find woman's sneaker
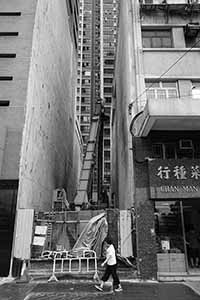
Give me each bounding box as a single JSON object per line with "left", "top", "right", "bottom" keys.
{"left": 115, "top": 285, "right": 123, "bottom": 292}
{"left": 95, "top": 285, "right": 103, "bottom": 291}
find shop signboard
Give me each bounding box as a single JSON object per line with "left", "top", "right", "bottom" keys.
{"left": 148, "top": 159, "right": 200, "bottom": 199}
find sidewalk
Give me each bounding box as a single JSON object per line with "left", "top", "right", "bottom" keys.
{"left": 0, "top": 277, "right": 200, "bottom": 300}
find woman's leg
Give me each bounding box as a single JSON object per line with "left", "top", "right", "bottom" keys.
{"left": 110, "top": 264, "right": 120, "bottom": 289}
{"left": 99, "top": 265, "right": 111, "bottom": 288}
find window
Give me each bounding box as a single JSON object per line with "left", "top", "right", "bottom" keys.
{"left": 81, "top": 116, "right": 90, "bottom": 123}
{"left": 104, "top": 87, "right": 112, "bottom": 94}
{"left": 81, "top": 125, "right": 90, "bottom": 133}
{"left": 104, "top": 78, "right": 113, "bottom": 84}
{"left": 145, "top": 81, "right": 178, "bottom": 100}
{"left": 104, "top": 139, "right": 110, "bottom": 148}
{"left": 104, "top": 174, "right": 111, "bottom": 184}
{"left": 104, "top": 150, "right": 110, "bottom": 160}
{"left": 104, "top": 128, "right": 110, "bottom": 137}
{"left": 192, "top": 81, "right": 200, "bottom": 99}
{"left": 81, "top": 97, "right": 90, "bottom": 104}
{"left": 105, "top": 97, "right": 112, "bottom": 104}
{"left": 185, "top": 24, "right": 200, "bottom": 48}
{"left": 82, "top": 79, "right": 90, "bottom": 84}
{"left": 104, "top": 69, "right": 114, "bottom": 75}
{"left": 81, "top": 106, "right": 90, "bottom": 113}
{"left": 155, "top": 201, "right": 184, "bottom": 254}
{"left": 105, "top": 107, "right": 111, "bottom": 114}
{"left": 104, "top": 162, "right": 110, "bottom": 173}
{"left": 152, "top": 141, "right": 196, "bottom": 159}
{"left": 142, "top": 29, "right": 173, "bottom": 48}
{"left": 152, "top": 143, "right": 177, "bottom": 159}
{"left": 104, "top": 59, "right": 114, "bottom": 65}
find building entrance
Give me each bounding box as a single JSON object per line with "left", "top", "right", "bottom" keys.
{"left": 0, "top": 180, "right": 18, "bottom": 276}
{"left": 155, "top": 200, "right": 200, "bottom": 275}
{"left": 183, "top": 199, "right": 200, "bottom": 272}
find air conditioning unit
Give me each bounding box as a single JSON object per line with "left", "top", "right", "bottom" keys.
{"left": 141, "top": 0, "right": 193, "bottom": 3}
{"left": 184, "top": 22, "right": 200, "bottom": 38}
{"left": 164, "top": 0, "right": 189, "bottom": 3}
{"left": 189, "top": 0, "right": 199, "bottom": 3}
{"left": 179, "top": 139, "right": 193, "bottom": 150}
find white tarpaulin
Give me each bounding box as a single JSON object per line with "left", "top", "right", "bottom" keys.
{"left": 72, "top": 213, "right": 108, "bottom": 257}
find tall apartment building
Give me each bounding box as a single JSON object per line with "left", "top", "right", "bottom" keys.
{"left": 113, "top": 0, "right": 200, "bottom": 280}
{"left": 76, "top": 0, "right": 119, "bottom": 205}
{"left": 0, "top": 0, "right": 81, "bottom": 277}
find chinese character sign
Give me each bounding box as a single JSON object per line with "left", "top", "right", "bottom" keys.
{"left": 149, "top": 159, "right": 200, "bottom": 199}
{"left": 156, "top": 164, "right": 200, "bottom": 180}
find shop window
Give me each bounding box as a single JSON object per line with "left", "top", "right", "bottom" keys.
{"left": 145, "top": 81, "right": 178, "bottom": 100}
{"left": 142, "top": 29, "right": 173, "bottom": 48}
{"left": 155, "top": 201, "right": 184, "bottom": 254}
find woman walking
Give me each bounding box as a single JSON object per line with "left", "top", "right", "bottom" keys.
{"left": 95, "top": 236, "right": 122, "bottom": 292}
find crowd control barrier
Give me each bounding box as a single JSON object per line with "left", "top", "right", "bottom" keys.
{"left": 48, "top": 249, "right": 98, "bottom": 282}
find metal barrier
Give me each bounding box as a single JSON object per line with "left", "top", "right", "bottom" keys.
{"left": 48, "top": 249, "right": 98, "bottom": 282}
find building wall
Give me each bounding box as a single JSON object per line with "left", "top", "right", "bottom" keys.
{"left": 114, "top": 0, "right": 200, "bottom": 279}
{"left": 112, "top": 0, "right": 136, "bottom": 210}
{"left": 17, "top": 0, "right": 81, "bottom": 211}
{"left": 0, "top": 1, "right": 37, "bottom": 179}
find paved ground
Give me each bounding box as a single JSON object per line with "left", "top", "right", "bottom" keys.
{"left": 1, "top": 281, "right": 200, "bottom": 300}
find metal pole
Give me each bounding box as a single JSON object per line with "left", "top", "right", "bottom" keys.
{"left": 180, "top": 201, "right": 189, "bottom": 273}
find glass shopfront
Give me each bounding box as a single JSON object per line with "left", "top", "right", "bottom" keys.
{"left": 155, "top": 200, "right": 200, "bottom": 274}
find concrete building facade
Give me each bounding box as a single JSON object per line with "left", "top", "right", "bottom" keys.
{"left": 0, "top": 0, "right": 82, "bottom": 276}
{"left": 113, "top": 0, "right": 200, "bottom": 280}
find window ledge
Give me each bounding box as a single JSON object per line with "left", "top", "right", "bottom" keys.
{"left": 143, "top": 48, "right": 200, "bottom": 52}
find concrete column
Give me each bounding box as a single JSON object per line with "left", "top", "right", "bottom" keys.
{"left": 0, "top": 126, "right": 7, "bottom": 177}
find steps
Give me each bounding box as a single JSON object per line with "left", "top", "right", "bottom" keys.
{"left": 27, "top": 258, "right": 137, "bottom": 282}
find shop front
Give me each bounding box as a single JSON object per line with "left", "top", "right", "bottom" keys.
{"left": 149, "top": 159, "right": 200, "bottom": 275}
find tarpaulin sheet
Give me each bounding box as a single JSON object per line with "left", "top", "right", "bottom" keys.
{"left": 72, "top": 213, "right": 108, "bottom": 257}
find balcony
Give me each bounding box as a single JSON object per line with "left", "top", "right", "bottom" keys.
{"left": 130, "top": 96, "right": 200, "bottom": 137}
{"left": 140, "top": 0, "right": 198, "bottom": 4}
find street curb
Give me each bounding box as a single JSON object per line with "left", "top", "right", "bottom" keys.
{"left": 183, "top": 282, "right": 200, "bottom": 297}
